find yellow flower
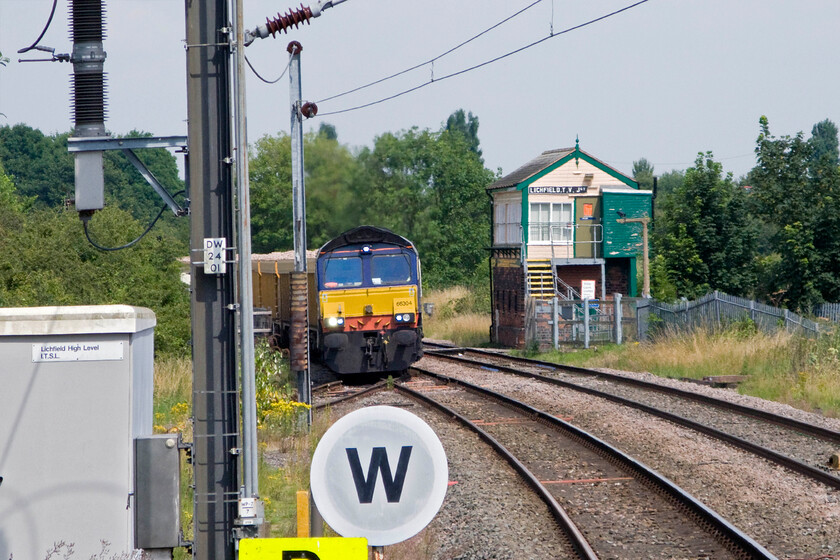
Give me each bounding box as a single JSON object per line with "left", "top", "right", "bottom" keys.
{"left": 171, "top": 402, "right": 190, "bottom": 417}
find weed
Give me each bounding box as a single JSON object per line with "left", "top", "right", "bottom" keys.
{"left": 254, "top": 339, "right": 310, "bottom": 438}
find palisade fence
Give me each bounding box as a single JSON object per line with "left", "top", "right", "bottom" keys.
{"left": 814, "top": 302, "right": 840, "bottom": 323}
{"left": 643, "top": 291, "right": 824, "bottom": 338}
{"left": 529, "top": 291, "right": 834, "bottom": 350}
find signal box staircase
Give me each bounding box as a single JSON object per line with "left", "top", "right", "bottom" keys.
{"left": 526, "top": 259, "right": 582, "bottom": 300}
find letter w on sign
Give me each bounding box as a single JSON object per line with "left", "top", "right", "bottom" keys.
{"left": 345, "top": 446, "right": 412, "bottom": 504}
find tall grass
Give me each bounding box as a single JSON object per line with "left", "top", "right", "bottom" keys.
{"left": 423, "top": 286, "right": 491, "bottom": 347}
{"left": 533, "top": 323, "right": 840, "bottom": 417}
{"left": 258, "top": 411, "right": 331, "bottom": 537}
{"left": 152, "top": 341, "right": 313, "bottom": 547}
{"left": 152, "top": 356, "right": 193, "bottom": 559}
{"left": 153, "top": 355, "right": 192, "bottom": 436}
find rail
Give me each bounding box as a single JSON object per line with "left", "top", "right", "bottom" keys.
{"left": 424, "top": 349, "right": 840, "bottom": 489}
{"left": 396, "top": 378, "right": 599, "bottom": 560}
{"left": 407, "top": 365, "right": 777, "bottom": 560}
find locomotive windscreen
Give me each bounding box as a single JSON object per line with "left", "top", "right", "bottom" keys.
{"left": 371, "top": 255, "right": 412, "bottom": 285}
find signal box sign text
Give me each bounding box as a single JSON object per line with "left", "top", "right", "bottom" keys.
{"left": 32, "top": 341, "right": 124, "bottom": 363}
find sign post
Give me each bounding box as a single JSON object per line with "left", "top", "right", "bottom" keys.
{"left": 310, "top": 406, "right": 449, "bottom": 548}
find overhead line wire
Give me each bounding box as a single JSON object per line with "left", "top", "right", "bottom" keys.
{"left": 317, "top": 0, "right": 651, "bottom": 117}
{"left": 314, "top": 0, "right": 545, "bottom": 104}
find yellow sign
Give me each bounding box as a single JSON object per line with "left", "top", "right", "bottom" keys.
{"left": 239, "top": 538, "right": 368, "bottom": 559}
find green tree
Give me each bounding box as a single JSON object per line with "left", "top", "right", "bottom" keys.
{"left": 0, "top": 125, "right": 73, "bottom": 206}
{"left": 0, "top": 161, "right": 33, "bottom": 215}
{"left": 354, "top": 126, "right": 494, "bottom": 287}
{"left": 445, "top": 109, "right": 482, "bottom": 161}
{"left": 317, "top": 122, "right": 338, "bottom": 141}
{"left": 655, "top": 152, "right": 757, "bottom": 299}
{"left": 632, "top": 158, "right": 654, "bottom": 191}
{"left": 809, "top": 118, "right": 839, "bottom": 169}
{"left": 248, "top": 110, "right": 494, "bottom": 287}
{"left": 249, "top": 133, "right": 293, "bottom": 253}
{"left": 0, "top": 125, "right": 188, "bottom": 244}
{"left": 248, "top": 130, "right": 360, "bottom": 253}
{"left": 0, "top": 206, "right": 190, "bottom": 355}
{"left": 303, "top": 131, "right": 363, "bottom": 247}
{"left": 748, "top": 116, "right": 840, "bottom": 308}
{"left": 652, "top": 169, "right": 683, "bottom": 220}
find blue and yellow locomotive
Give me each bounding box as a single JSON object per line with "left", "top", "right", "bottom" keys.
{"left": 252, "top": 226, "right": 424, "bottom": 375}
{"left": 316, "top": 226, "right": 424, "bottom": 374}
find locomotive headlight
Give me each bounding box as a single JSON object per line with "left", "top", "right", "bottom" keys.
{"left": 327, "top": 316, "right": 344, "bottom": 327}
{"left": 395, "top": 313, "right": 414, "bottom": 323}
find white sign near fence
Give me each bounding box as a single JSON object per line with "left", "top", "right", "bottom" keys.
{"left": 581, "top": 280, "right": 596, "bottom": 300}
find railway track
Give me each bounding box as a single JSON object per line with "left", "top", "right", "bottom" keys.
{"left": 310, "top": 345, "right": 838, "bottom": 557}
{"left": 312, "top": 378, "right": 389, "bottom": 409}
{"left": 312, "top": 370, "right": 775, "bottom": 558}
{"left": 398, "top": 369, "right": 775, "bottom": 559}
{"left": 423, "top": 346, "right": 840, "bottom": 490}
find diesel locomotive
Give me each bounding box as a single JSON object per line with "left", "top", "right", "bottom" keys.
{"left": 252, "top": 226, "right": 424, "bottom": 375}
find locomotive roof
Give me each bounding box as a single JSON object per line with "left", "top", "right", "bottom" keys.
{"left": 319, "top": 226, "right": 414, "bottom": 254}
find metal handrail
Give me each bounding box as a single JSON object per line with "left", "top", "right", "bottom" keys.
{"left": 498, "top": 222, "right": 603, "bottom": 257}
{"left": 554, "top": 275, "right": 581, "bottom": 300}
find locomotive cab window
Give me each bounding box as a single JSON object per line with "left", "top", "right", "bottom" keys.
{"left": 323, "top": 257, "right": 363, "bottom": 287}
{"left": 371, "top": 254, "right": 412, "bottom": 285}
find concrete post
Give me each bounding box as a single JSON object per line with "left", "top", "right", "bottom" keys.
{"left": 614, "top": 293, "right": 623, "bottom": 345}
{"left": 583, "top": 298, "right": 590, "bottom": 349}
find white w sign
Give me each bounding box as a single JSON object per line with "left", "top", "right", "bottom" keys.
{"left": 310, "top": 406, "right": 449, "bottom": 546}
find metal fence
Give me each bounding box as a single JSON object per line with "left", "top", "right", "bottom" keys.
{"left": 645, "top": 291, "right": 822, "bottom": 337}
{"left": 528, "top": 291, "right": 834, "bottom": 350}
{"left": 814, "top": 302, "right": 840, "bottom": 323}
{"left": 529, "top": 295, "right": 643, "bottom": 350}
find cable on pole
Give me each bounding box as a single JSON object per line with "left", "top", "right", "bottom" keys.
{"left": 17, "top": 0, "right": 58, "bottom": 54}
{"left": 81, "top": 191, "right": 185, "bottom": 251}
{"left": 244, "top": 51, "right": 294, "bottom": 84}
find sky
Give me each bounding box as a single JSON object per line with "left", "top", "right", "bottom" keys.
{"left": 1, "top": 0, "right": 840, "bottom": 181}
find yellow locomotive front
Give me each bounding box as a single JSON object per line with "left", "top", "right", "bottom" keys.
{"left": 316, "top": 226, "right": 423, "bottom": 375}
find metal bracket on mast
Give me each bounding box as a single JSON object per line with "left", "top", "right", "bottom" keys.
{"left": 67, "top": 136, "right": 188, "bottom": 216}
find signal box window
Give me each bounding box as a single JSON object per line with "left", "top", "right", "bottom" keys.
{"left": 324, "top": 257, "right": 363, "bottom": 287}
{"left": 371, "top": 255, "right": 412, "bottom": 285}
{"left": 530, "top": 202, "right": 572, "bottom": 244}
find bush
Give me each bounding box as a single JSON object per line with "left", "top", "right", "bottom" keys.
{"left": 0, "top": 206, "right": 190, "bottom": 356}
